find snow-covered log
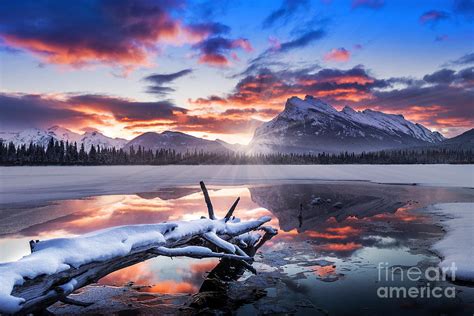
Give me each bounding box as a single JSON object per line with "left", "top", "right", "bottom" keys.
{"left": 0, "top": 182, "right": 277, "bottom": 315}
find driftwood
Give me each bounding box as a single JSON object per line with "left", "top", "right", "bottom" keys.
{"left": 188, "top": 223, "right": 278, "bottom": 313}
{"left": 0, "top": 182, "right": 277, "bottom": 315}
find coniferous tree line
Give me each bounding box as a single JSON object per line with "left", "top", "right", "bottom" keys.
{"left": 0, "top": 138, "right": 472, "bottom": 165}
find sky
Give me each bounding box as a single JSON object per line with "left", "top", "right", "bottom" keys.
{"left": 0, "top": 0, "right": 473, "bottom": 144}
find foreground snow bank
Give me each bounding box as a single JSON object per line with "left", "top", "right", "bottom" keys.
{"left": 0, "top": 216, "right": 271, "bottom": 313}
{"left": 1, "top": 165, "right": 472, "bottom": 205}
{"left": 428, "top": 203, "right": 474, "bottom": 282}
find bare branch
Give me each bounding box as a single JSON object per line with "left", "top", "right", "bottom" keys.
{"left": 225, "top": 197, "right": 240, "bottom": 222}
{"left": 29, "top": 240, "right": 36, "bottom": 253}
{"left": 203, "top": 231, "right": 237, "bottom": 254}
{"left": 199, "top": 181, "right": 215, "bottom": 219}
{"left": 151, "top": 246, "right": 253, "bottom": 262}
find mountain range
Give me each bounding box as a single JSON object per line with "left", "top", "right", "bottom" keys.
{"left": 123, "top": 131, "right": 230, "bottom": 154}
{"left": 0, "top": 126, "right": 127, "bottom": 151}
{"left": 1, "top": 96, "right": 471, "bottom": 154}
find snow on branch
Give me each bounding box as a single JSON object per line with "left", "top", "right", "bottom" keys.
{"left": 0, "top": 182, "right": 277, "bottom": 315}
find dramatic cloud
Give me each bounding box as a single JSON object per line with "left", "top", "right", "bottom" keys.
{"left": 0, "top": 0, "right": 230, "bottom": 71}
{"left": 0, "top": 92, "right": 187, "bottom": 133}
{"left": 324, "top": 48, "right": 351, "bottom": 62}
{"left": 0, "top": 91, "right": 264, "bottom": 139}
{"left": 278, "top": 29, "right": 326, "bottom": 53}
{"left": 422, "top": 68, "right": 472, "bottom": 85}
{"left": 189, "top": 95, "right": 228, "bottom": 105}
{"left": 67, "top": 95, "right": 187, "bottom": 122}
{"left": 191, "top": 66, "right": 381, "bottom": 111}
{"left": 419, "top": 10, "right": 450, "bottom": 25}
{"left": 2, "top": 64, "right": 472, "bottom": 139}
{"left": 351, "top": 0, "right": 385, "bottom": 10}
{"left": 423, "top": 69, "right": 453, "bottom": 84}
{"left": 448, "top": 52, "right": 474, "bottom": 66}
{"left": 190, "top": 64, "right": 474, "bottom": 136}
{"left": 262, "top": 0, "right": 309, "bottom": 28}
{"left": 0, "top": 94, "right": 103, "bottom": 130}
{"left": 143, "top": 68, "right": 193, "bottom": 96}
{"left": 192, "top": 36, "right": 252, "bottom": 66}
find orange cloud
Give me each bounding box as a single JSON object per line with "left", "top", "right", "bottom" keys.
{"left": 198, "top": 54, "right": 230, "bottom": 66}
{"left": 324, "top": 48, "right": 351, "bottom": 62}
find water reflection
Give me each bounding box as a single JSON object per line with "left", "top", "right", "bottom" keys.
{"left": 98, "top": 258, "right": 218, "bottom": 294}
{"left": 0, "top": 182, "right": 473, "bottom": 302}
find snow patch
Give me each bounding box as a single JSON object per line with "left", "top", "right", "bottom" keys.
{"left": 428, "top": 203, "right": 474, "bottom": 282}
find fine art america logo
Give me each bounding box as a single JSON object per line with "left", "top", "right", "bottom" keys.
{"left": 377, "top": 262, "right": 457, "bottom": 299}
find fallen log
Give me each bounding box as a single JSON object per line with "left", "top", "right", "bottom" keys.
{"left": 0, "top": 182, "right": 277, "bottom": 315}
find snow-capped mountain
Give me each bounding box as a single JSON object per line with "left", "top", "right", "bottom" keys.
{"left": 79, "top": 131, "right": 127, "bottom": 150}
{"left": 47, "top": 126, "right": 82, "bottom": 144}
{"left": 124, "top": 131, "right": 230, "bottom": 154}
{"left": 0, "top": 128, "right": 55, "bottom": 148}
{"left": 249, "top": 95, "right": 445, "bottom": 154}
{"left": 0, "top": 126, "right": 127, "bottom": 150}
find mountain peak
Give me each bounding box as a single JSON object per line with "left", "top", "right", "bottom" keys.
{"left": 284, "top": 96, "right": 337, "bottom": 115}
{"left": 161, "top": 130, "right": 185, "bottom": 136}
{"left": 304, "top": 95, "right": 323, "bottom": 103}
{"left": 342, "top": 106, "right": 357, "bottom": 114}
{"left": 83, "top": 130, "right": 99, "bottom": 136}
{"left": 47, "top": 125, "right": 75, "bottom": 133}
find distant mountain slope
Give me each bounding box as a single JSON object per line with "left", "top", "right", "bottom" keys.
{"left": 249, "top": 95, "right": 445, "bottom": 154}
{"left": 431, "top": 129, "right": 473, "bottom": 150}
{"left": 79, "top": 131, "right": 127, "bottom": 150}
{"left": 0, "top": 126, "right": 127, "bottom": 150}
{"left": 215, "top": 139, "right": 248, "bottom": 152}
{"left": 123, "top": 131, "right": 230, "bottom": 153}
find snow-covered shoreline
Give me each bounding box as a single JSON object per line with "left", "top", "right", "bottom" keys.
{"left": 0, "top": 165, "right": 472, "bottom": 206}
{"left": 428, "top": 203, "right": 474, "bottom": 282}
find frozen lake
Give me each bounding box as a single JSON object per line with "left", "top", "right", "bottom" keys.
{"left": 0, "top": 165, "right": 473, "bottom": 206}
{"left": 1, "top": 166, "right": 473, "bottom": 315}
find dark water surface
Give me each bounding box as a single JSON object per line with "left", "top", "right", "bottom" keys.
{"left": 1, "top": 182, "right": 473, "bottom": 315}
